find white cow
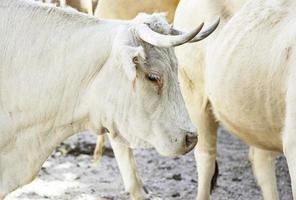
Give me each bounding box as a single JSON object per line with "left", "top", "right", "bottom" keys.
{"left": 173, "top": 1, "right": 268, "bottom": 200}
{"left": 174, "top": 0, "right": 281, "bottom": 199}
{"left": 29, "top": 1, "right": 219, "bottom": 199}
{"left": 206, "top": 0, "right": 296, "bottom": 199}
{"left": 0, "top": 0, "right": 216, "bottom": 198}
{"left": 89, "top": 1, "right": 220, "bottom": 199}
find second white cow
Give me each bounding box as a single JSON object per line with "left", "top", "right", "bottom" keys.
{"left": 206, "top": 0, "right": 296, "bottom": 199}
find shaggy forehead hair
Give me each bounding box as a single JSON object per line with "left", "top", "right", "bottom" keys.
{"left": 133, "top": 13, "right": 172, "bottom": 35}
{"left": 130, "top": 13, "right": 178, "bottom": 72}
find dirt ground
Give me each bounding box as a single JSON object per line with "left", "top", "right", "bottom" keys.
{"left": 6, "top": 126, "right": 292, "bottom": 200}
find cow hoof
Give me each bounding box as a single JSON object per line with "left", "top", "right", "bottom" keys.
{"left": 210, "top": 160, "right": 219, "bottom": 193}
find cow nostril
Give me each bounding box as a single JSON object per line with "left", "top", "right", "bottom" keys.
{"left": 185, "top": 133, "right": 198, "bottom": 148}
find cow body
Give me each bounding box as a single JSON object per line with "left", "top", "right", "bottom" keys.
{"left": 0, "top": 1, "right": 200, "bottom": 198}
{"left": 0, "top": 2, "right": 114, "bottom": 194}
{"left": 206, "top": 0, "right": 290, "bottom": 152}
{"left": 206, "top": 0, "right": 296, "bottom": 198}
{"left": 174, "top": 0, "right": 283, "bottom": 199}
{"left": 173, "top": 1, "right": 257, "bottom": 199}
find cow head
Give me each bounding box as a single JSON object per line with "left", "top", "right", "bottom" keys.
{"left": 90, "top": 13, "right": 219, "bottom": 156}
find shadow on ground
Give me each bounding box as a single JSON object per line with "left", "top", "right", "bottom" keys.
{"left": 6, "top": 127, "right": 292, "bottom": 200}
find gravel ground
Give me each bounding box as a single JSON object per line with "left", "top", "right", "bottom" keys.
{"left": 6, "top": 127, "right": 292, "bottom": 200}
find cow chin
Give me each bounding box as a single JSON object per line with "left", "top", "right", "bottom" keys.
{"left": 152, "top": 134, "right": 198, "bottom": 157}
{"left": 154, "top": 145, "right": 195, "bottom": 157}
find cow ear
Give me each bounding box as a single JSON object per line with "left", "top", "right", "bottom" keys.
{"left": 118, "top": 45, "right": 145, "bottom": 82}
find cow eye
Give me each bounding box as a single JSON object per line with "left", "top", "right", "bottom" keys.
{"left": 147, "top": 73, "right": 161, "bottom": 82}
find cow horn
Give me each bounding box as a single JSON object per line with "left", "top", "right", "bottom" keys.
{"left": 135, "top": 23, "right": 204, "bottom": 48}
{"left": 171, "top": 18, "right": 220, "bottom": 43}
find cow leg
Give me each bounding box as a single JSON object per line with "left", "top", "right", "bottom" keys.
{"left": 93, "top": 135, "right": 105, "bottom": 161}
{"left": 85, "top": 0, "right": 94, "bottom": 15}
{"left": 284, "top": 131, "right": 296, "bottom": 199}
{"left": 177, "top": 66, "right": 218, "bottom": 200}
{"left": 108, "top": 135, "right": 147, "bottom": 200}
{"left": 58, "top": 0, "right": 66, "bottom": 7}
{"left": 283, "top": 79, "right": 296, "bottom": 199}
{"left": 249, "top": 147, "right": 279, "bottom": 200}
{"left": 91, "top": 0, "right": 99, "bottom": 15}
{"left": 195, "top": 103, "right": 219, "bottom": 200}
{"left": 283, "top": 116, "right": 296, "bottom": 198}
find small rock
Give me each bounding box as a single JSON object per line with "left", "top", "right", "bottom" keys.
{"left": 172, "top": 174, "right": 182, "bottom": 181}
{"left": 232, "top": 177, "right": 241, "bottom": 182}
{"left": 172, "top": 192, "right": 180, "bottom": 197}
{"left": 191, "top": 179, "right": 197, "bottom": 183}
